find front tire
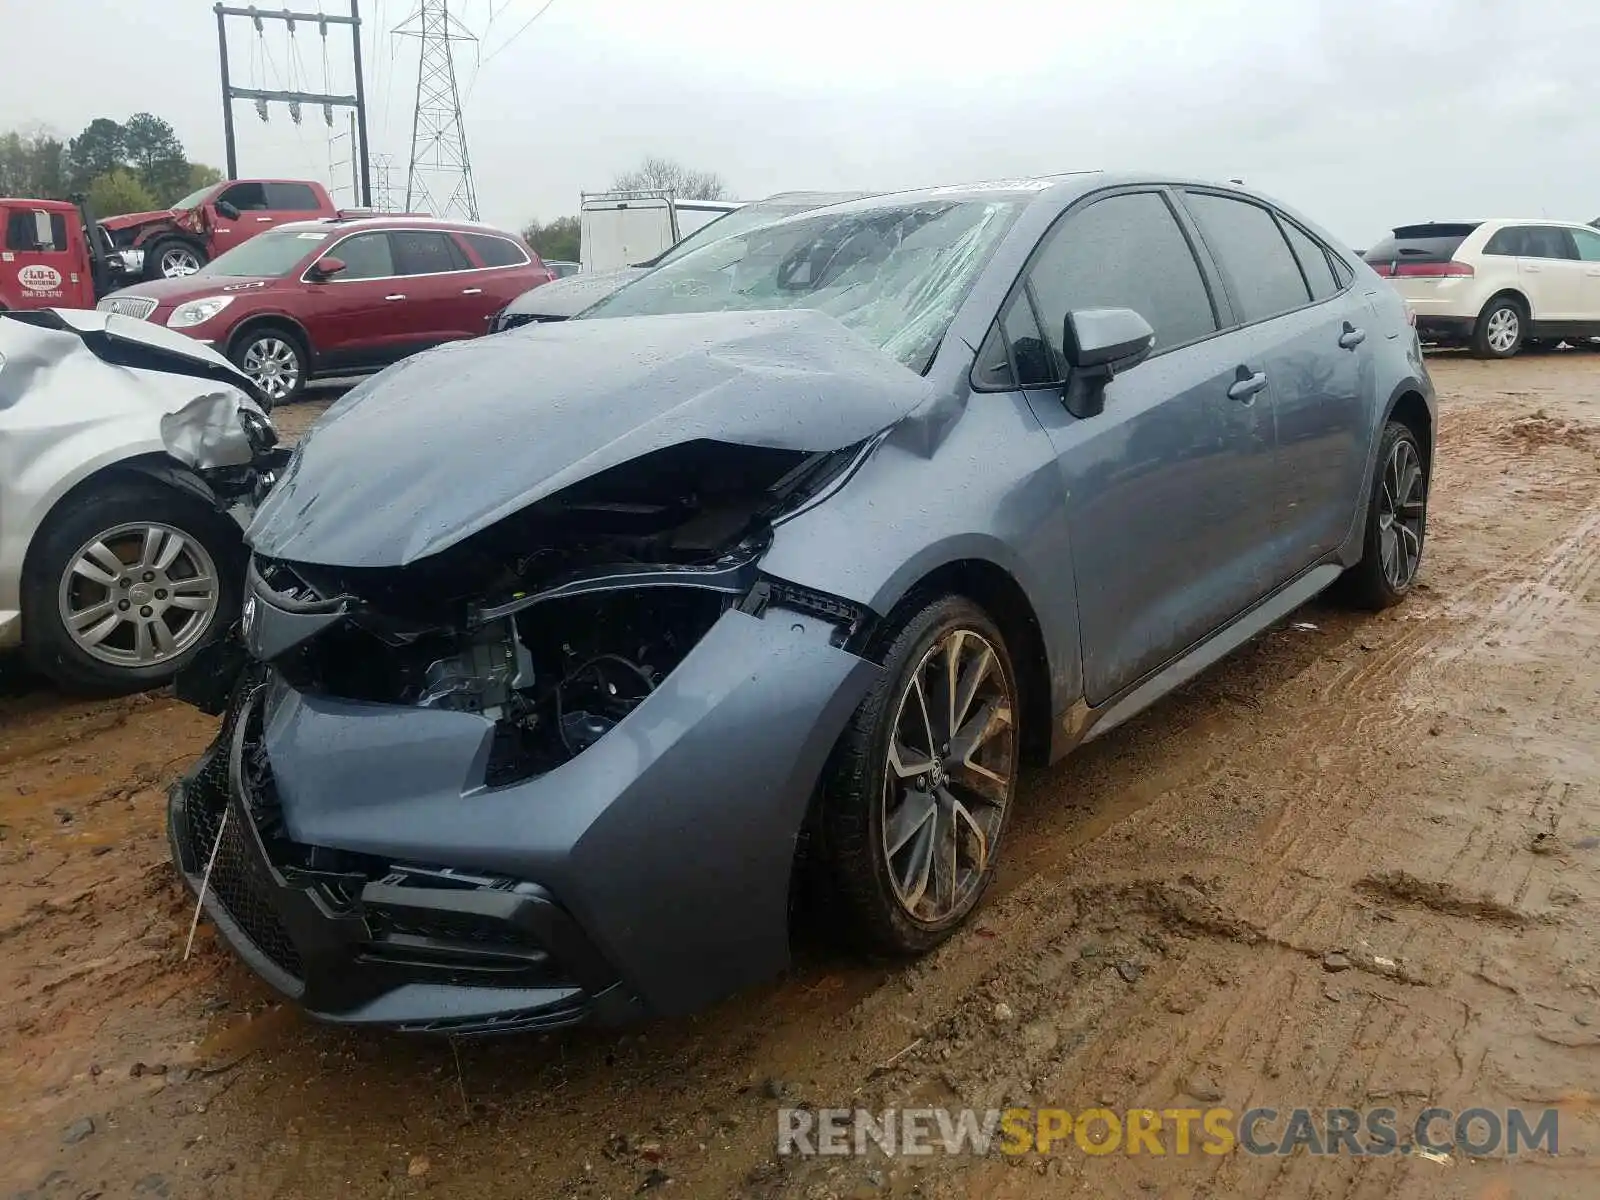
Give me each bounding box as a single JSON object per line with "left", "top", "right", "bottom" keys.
{"left": 229, "top": 325, "right": 308, "bottom": 406}
{"left": 22, "top": 479, "right": 242, "bottom": 695}
{"left": 1336, "top": 421, "right": 1429, "bottom": 611}
{"left": 1472, "top": 295, "right": 1525, "bottom": 358}
{"left": 818, "top": 596, "right": 1020, "bottom": 956}
{"left": 143, "top": 238, "right": 207, "bottom": 280}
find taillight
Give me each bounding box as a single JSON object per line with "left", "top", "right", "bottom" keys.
{"left": 1390, "top": 260, "right": 1474, "bottom": 278}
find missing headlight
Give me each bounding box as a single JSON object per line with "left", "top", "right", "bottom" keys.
{"left": 475, "top": 587, "right": 728, "bottom": 785}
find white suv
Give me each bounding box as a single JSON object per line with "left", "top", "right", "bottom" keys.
{"left": 1364, "top": 219, "right": 1600, "bottom": 357}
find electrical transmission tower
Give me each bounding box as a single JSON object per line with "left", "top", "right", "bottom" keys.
{"left": 394, "top": 1, "right": 478, "bottom": 219}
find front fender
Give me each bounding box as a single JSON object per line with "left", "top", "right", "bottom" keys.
{"left": 0, "top": 427, "right": 170, "bottom": 612}
{"left": 129, "top": 219, "right": 185, "bottom": 250}
{"left": 761, "top": 389, "right": 1084, "bottom": 726}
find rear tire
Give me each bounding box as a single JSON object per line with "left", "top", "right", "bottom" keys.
{"left": 143, "top": 238, "right": 207, "bottom": 281}
{"left": 1471, "top": 295, "right": 1525, "bottom": 358}
{"left": 22, "top": 478, "right": 243, "bottom": 695}
{"left": 817, "top": 595, "right": 1020, "bottom": 957}
{"left": 1335, "top": 421, "right": 1429, "bottom": 611}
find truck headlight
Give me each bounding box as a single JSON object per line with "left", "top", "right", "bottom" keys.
{"left": 167, "top": 296, "right": 235, "bottom": 329}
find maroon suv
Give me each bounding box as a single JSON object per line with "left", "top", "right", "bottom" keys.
{"left": 97, "top": 216, "right": 554, "bottom": 403}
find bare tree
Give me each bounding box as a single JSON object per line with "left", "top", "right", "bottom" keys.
{"left": 610, "top": 156, "right": 728, "bottom": 201}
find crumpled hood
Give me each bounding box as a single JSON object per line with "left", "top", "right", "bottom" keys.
{"left": 247, "top": 309, "right": 936, "bottom": 567}
{"left": 98, "top": 208, "right": 177, "bottom": 232}
{"left": 499, "top": 267, "right": 648, "bottom": 320}
{"left": 0, "top": 308, "right": 271, "bottom": 471}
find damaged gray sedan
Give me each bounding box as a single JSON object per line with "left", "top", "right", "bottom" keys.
{"left": 169, "top": 176, "right": 1433, "bottom": 1033}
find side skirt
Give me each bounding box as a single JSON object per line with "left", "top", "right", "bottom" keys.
{"left": 1054, "top": 561, "right": 1345, "bottom": 755}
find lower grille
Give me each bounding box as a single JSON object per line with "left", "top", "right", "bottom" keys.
{"left": 182, "top": 692, "right": 304, "bottom": 983}
{"left": 204, "top": 807, "right": 304, "bottom": 980}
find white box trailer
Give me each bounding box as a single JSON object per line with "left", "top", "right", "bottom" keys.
{"left": 578, "top": 191, "right": 740, "bottom": 272}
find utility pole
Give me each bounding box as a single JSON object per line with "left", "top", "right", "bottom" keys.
{"left": 394, "top": 1, "right": 478, "bottom": 220}
{"left": 213, "top": 2, "right": 372, "bottom": 206}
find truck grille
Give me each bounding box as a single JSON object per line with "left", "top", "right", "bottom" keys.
{"left": 99, "top": 295, "right": 158, "bottom": 320}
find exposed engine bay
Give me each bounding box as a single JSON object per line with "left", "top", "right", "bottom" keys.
{"left": 230, "top": 438, "right": 871, "bottom": 786}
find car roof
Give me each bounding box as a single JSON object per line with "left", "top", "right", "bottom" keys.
{"left": 1395, "top": 218, "right": 1595, "bottom": 231}
{"left": 758, "top": 171, "right": 1314, "bottom": 222}
{"left": 272, "top": 214, "right": 521, "bottom": 236}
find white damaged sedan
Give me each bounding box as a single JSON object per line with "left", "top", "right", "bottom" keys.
{"left": 0, "top": 310, "right": 286, "bottom": 693}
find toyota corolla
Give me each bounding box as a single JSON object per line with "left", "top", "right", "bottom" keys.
{"left": 169, "top": 175, "right": 1433, "bottom": 1034}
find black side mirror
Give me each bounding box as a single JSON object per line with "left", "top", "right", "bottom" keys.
{"left": 216, "top": 200, "right": 241, "bottom": 220}
{"left": 1061, "top": 307, "right": 1155, "bottom": 419}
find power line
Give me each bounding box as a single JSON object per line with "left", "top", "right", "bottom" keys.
{"left": 481, "top": 0, "right": 557, "bottom": 65}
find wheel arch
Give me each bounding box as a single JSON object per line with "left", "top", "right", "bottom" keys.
{"left": 20, "top": 453, "right": 225, "bottom": 588}
{"left": 1336, "top": 380, "right": 1436, "bottom": 569}
{"left": 872, "top": 557, "right": 1054, "bottom": 768}
{"left": 226, "top": 313, "right": 316, "bottom": 369}
{"left": 136, "top": 226, "right": 203, "bottom": 253}
{"left": 1478, "top": 287, "right": 1531, "bottom": 321}
{"left": 1385, "top": 387, "right": 1434, "bottom": 477}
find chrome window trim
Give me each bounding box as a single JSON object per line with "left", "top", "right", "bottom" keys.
{"left": 296, "top": 228, "right": 531, "bottom": 284}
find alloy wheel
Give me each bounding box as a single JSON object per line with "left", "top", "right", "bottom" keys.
{"left": 1377, "top": 438, "right": 1426, "bottom": 590}
{"left": 159, "top": 246, "right": 202, "bottom": 277}
{"left": 1485, "top": 306, "right": 1519, "bottom": 355}
{"left": 881, "top": 629, "right": 1016, "bottom": 924}
{"left": 240, "top": 336, "right": 302, "bottom": 402}
{"left": 57, "top": 522, "right": 219, "bottom": 667}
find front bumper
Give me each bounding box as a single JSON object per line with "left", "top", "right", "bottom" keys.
{"left": 169, "top": 605, "right": 879, "bottom": 1030}
{"left": 168, "top": 690, "right": 640, "bottom": 1033}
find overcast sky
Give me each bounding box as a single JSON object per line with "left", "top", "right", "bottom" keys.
{"left": 5, "top": 0, "right": 1597, "bottom": 244}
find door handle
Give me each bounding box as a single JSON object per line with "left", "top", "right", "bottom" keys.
{"left": 1228, "top": 368, "right": 1268, "bottom": 403}
{"left": 255, "top": 216, "right": 273, "bottom": 223}
{"left": 1522, "top": 263, "right": 1542, "bottom": 272}
{"left": 384, "top": 293, "right": 406, "bottom": 301}
{"left": 1338, "top": 324, "right": 1367, "bottom": 349}
{"left": 461, "top": 287, "right": 482, "bottom": 295}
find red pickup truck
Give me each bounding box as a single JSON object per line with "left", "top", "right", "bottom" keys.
{"left": 100, "top": 178, "right": 340, "bottom": 281}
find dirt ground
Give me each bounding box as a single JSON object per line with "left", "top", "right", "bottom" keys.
{"left": 2, "top": 354, "right": 1597, "bottom": 1199}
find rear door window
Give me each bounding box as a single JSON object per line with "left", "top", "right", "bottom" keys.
{"left": 1182, "top": 192, "right": 1311, "bottom": 323}
{"left": 391, "top": 229, "right": 470, "bottom": 275}
{"left": 1282, "top": 221, "right": 1340, "bottom": 301}
{"left": 1511, "top": 226, "right": 1577, "bottom": 260}
{"left": 266, "top": 182, "right": 323, "bottom": 211}
{"left": 1025, "top": 190, "right": 1218, "bottom": 371}
{"left": 1571, "top": 227, "right": 1600, "bottom": 262}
